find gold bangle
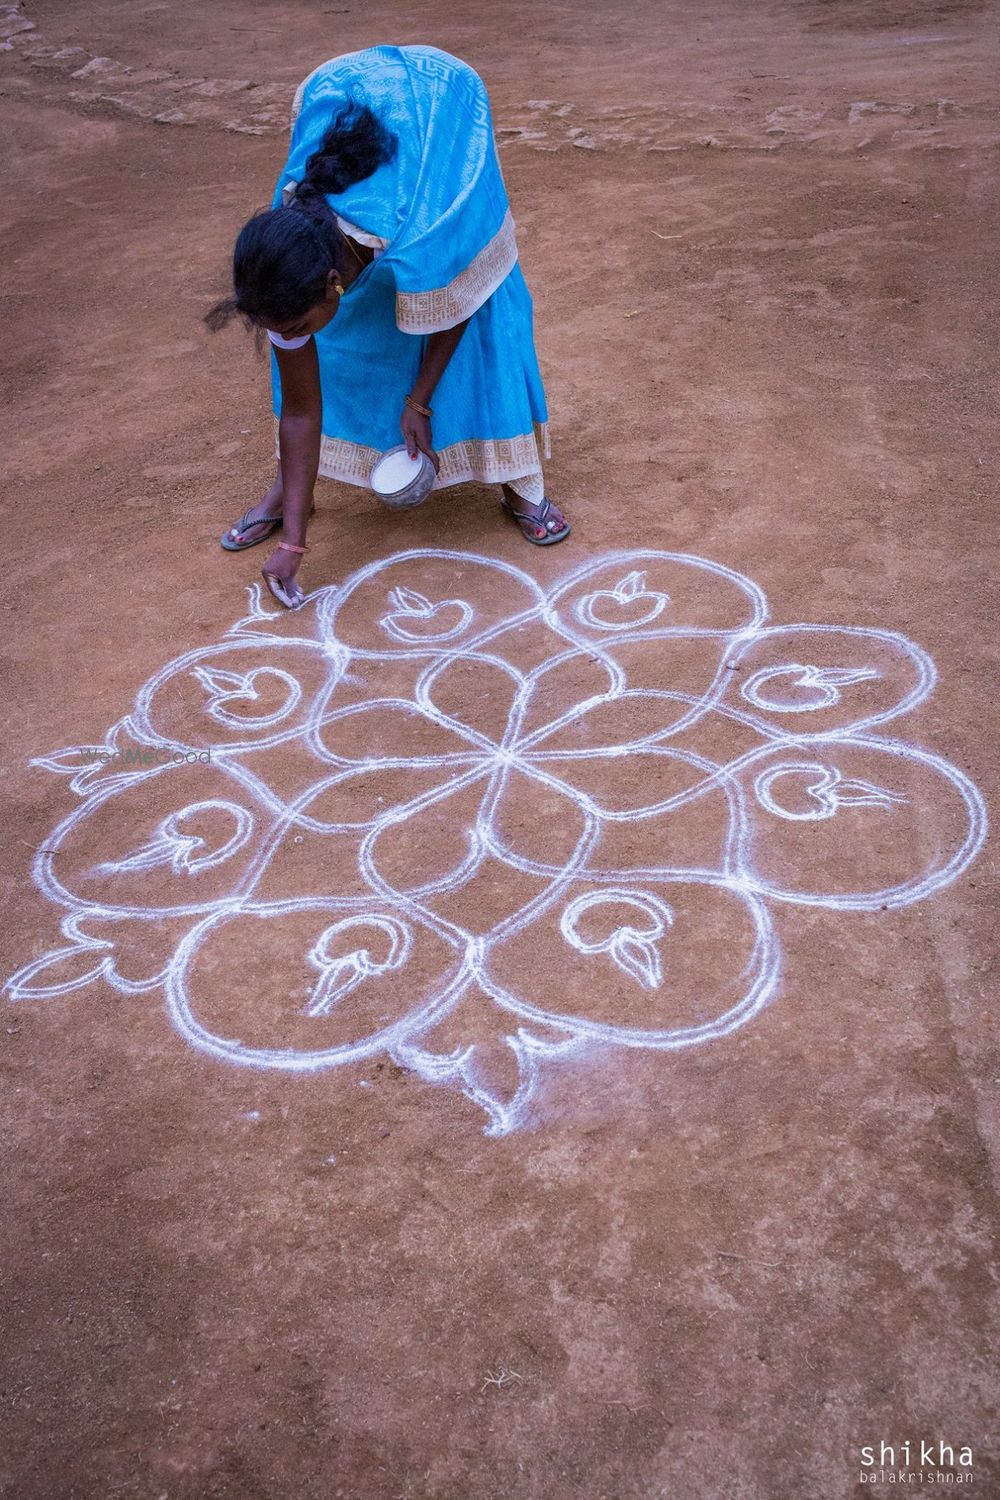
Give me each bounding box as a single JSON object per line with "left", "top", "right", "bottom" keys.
{"left": 405, "top": 394, "right": 433, "bottom": 418}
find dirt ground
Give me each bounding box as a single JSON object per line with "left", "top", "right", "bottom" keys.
{"left": 2, "top": 0, "right": 998, "bottom": 1496}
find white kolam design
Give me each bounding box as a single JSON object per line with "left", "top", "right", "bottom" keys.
{"left": 7, "top": 551, "right": 986, "bottom": 1135}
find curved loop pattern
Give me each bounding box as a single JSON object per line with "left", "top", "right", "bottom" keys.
{"left": 5, "top": 549, "right": 987, "bottom": 1135}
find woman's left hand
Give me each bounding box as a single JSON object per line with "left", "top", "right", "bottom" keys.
{"left": 401, "top": 404, "right": 440, "bottom": 473}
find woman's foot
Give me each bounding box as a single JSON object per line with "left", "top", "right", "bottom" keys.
{"left": 500, "top": 485, "right": 571, "bottom": 545}
{"left": 220, "top": 477, "right": 284, "bottom": 551}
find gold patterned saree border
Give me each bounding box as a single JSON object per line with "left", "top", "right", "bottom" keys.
{"left": 293, "top": 421, "right": 549, "bottom": 498}
{"left": 290, "top": 70, "right": 321, "bottom": 128}
{"left": 394, "top": 211, "right": 519, "bottom": 334}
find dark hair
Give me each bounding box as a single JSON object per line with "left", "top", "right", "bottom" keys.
{"left": 205, "top": 101, "right": 397, "bottom": 331}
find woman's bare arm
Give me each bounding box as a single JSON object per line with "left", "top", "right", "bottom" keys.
{"left": 412, "top": 320, "right": 470, "bottom": 407}
{"left": 274, "top": 338, "right": 322, "bottom": 547}
{"left": 401, "top": 318, "right": 471, "bottom": 468}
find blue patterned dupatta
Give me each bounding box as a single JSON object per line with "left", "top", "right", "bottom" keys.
{"left": 271, "top": 45, "right": 550, "bottom": 501}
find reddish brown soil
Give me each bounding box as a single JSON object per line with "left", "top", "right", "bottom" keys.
{"left": 2, "top": 1, "right": 998, "bottom": 1496}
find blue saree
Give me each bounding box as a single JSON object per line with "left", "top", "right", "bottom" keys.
{"left": 272, "top": 45, "right": 550, "bottom": 501}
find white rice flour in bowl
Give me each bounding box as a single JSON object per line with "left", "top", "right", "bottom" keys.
{"left": 370, "top": 445, "right": 436, "bottom": 509}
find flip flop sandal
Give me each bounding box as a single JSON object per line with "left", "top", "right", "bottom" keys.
{"left": 220, "top": 507, "right": 282, "bottom": 552}
{"left": 501, "top": 494, "right": 571, "bottom": 546}
{"left": 220, "top": 504, "right": 316, "bottom": 552}
{"left": 261, "top": 540, "right": 309, "bottom": 610}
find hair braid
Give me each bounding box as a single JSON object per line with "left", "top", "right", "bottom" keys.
{"left": 205, "top": 99, "right": 397, "bottom": 332}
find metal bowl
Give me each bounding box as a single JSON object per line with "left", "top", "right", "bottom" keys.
{"left": 370, "top": 444, "right": 436, "bottom": 510}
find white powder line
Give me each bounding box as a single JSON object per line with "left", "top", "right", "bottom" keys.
{"left": 5, "top": 548, "right": 987, "bottom": 1135}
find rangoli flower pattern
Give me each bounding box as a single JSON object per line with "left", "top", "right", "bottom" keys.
{"left": 7, "top": 550, "right": 987, "bottom": 1134}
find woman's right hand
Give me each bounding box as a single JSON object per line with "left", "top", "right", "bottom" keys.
{"left": 261, "top": 542, "right": 305, "bottom": 609}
